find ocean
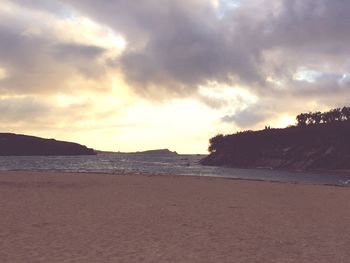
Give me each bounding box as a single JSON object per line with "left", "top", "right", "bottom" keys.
{"left": 0, "top": 153, "right": 349, "bottom": 187}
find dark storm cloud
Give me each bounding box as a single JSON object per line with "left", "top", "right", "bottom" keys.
{"left": 264, "top": 0, "right": 350, "bottom": 50}
{"left": 63, "top": 0, "right": 265, "bottom": 96}
{"left": 62, "top": 0, "right": 350, "bottom": 101}
{"left": 52, "top": 43, "right": 105, "bottom": 60}
{"left": 4, "top": 0, "right": 350, "bottom": 98}
{"left": 50, "top": 43, "right": 107, "bottom": 78}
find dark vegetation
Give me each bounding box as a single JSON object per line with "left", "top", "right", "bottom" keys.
{"left": 201, "top": 107, "right": 350, "bottom": 170}
{"left": 296, "top": 107, "right": 350, "bottom": 126}
{"left": 0, "top": 133, "right": 95, "bottom": 156}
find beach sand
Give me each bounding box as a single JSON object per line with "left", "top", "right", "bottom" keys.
{"left": 0, "top": 171, "right": 349, "bottom": 263}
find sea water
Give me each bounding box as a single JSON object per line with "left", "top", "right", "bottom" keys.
{"left": 0, "top": 153, "right": 349, "bottom": 187}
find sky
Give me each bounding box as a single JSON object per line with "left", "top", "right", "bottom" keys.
{"left": 0, "top": 0, "right": 349, "bottom": 153}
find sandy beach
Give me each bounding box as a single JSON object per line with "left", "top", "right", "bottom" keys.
{"left": 0, "top": 171, "right": 349, "bottom": 263}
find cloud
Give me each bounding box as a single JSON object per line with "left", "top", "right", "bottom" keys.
{"left": 1, "top": 0, "right": 350, "bottom": 140}
{"left": 0, "top": 96, "right": 51, "bottom": 123}
{"left": 51, "top": 43, "right": 105, "bottom": 60}
{"left": 62, "top": 0, "right": 265, "bottom": 97}
{"left": 0, "top": 2, "right": 112, "bottom": 95}
{"left": 222, "top": 110, "right": 270, "bottom": 128}
{"left": 8, "top": 0, "right": 71, "bottom": 16}
{"left": 0, "top": 95, "right": 96, "bottom": 126}
{"left": 60, "top": 1, "right": 350, "bottom": 104}
{"left": 4, "top": 0, "right": 350, "bottom": 102}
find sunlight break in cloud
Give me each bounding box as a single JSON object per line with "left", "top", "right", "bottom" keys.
{"left": 1, "top": 0, "right": 350, "bottom": 153}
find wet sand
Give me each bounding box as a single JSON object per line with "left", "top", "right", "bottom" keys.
{"left": 0, "top": 171, "right": 349, "bottom": 263}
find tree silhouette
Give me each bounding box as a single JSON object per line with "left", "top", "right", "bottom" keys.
{"left": 296, "top": 113, "right": 307, "bottom": 126}
{"left": 208, "top": 134, "right": 224, "bottom": 153}
{"left": 311, "top": 111, "right": 322, "bottom": 124}
{"left": 341, "top": 107, "right": 350, "bottom": 121}
{"left": 297, "top": 106, "right": 350, "bottom": 127}
{"left": 321, "top": 111, "right": 331, "bottom": 123}
{"left": 330, "top": 108, "right": 342, "bottom": 122}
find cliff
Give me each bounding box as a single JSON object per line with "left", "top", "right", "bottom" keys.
{"left": 201, "top": 122, "right": 350, "bottom": 170}
{"left": 0, "top": 133, "right": 96, "bottom": 156}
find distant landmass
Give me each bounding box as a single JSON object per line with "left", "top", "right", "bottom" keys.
{"left": 0, "top": 133, "right": 95, "bottom": 156}
{"left": 129, "top": 149, "right": 178, "bottom": 155}
{"left": 97, "top": 149, "right": 178, "bottom": 155}
{"left": 201, "top": 107, "right": 350, "bottom": 171}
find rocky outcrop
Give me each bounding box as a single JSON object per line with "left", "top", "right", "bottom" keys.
{"left": 0, "top": 133, "right": 96, "bottom": 156}
{"left": 201, "top": 122, "right": 350, "bottom": 170}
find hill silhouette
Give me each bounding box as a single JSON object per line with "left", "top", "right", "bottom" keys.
{"left": 135, "top": 149, "right": 178, "bottom": 155}
{"left": 201, "top": 107, "right": 350, "bottom": 171}
{"left": 0, "top": 133, "right": 95, "bottom": 156}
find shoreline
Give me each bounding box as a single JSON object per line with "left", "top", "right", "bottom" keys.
{"left": 1, "top": 167, "right": 350, "bottom": 188}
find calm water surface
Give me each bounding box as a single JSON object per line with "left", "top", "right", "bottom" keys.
{"left": 0, "top": 153, "right": 349, "bottom": 187}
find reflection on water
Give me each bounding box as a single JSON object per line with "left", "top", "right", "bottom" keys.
{"left": 0, "top": 153, "right": 349, "bottom": 187}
